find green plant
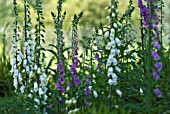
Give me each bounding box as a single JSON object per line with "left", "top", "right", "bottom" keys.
{"left": 0, "top": 23, "right": 13, "bottom": 97}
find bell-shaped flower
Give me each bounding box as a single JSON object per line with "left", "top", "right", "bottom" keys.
{"left": 106, "top": 42, "right": 112, "bottom": 50}
{"left": 29, "top": 71, "right": 33, "bottom": 78}
{"left": 154, "top": 62, "right": 162, "bottom": 71}
{"left": 28, "top": 93, "right": 32, "bottom": 98}
{"left": 27, "top": 56, "right": 32, "bottom": 63}
{"left": 14, "top": 78, "right": 18, "bottom": 89}
{"left": 107, "top": 59, "right": 112, "bottom": 66}
{"left": 110, "top": 48, "right": 116, "bottom": 56}
{"left": 13, "top": 69, "right": 19, "bottom": 77}
{"left": 117, "top": 22, "right": 122, "bottom": 27}
{"left": 108, "top": 79, "right": 114, "bottom": 85}
{"left": 39, "top": 88, "right": 44, "bottom": 95}
{"left": 115, "top": 38, "right": 121, "bottom": 46}
{"left": 115, "top": 66, "right": 121, "bottom": 73}
{"left": 34, "top": 82, "right": 38, "bottom": 92}
{"left": 112, "top": 79, "right": 117, "bottom": 85}
{"left": 18, "top": 51, "right": 24, "bottom": 58}
{"left": 44, "top": 94, "right": 48, "bottom": 101}
{"left": 34, "top": 65, "right": 38, "bottom": 70}
{"left": 23, "top": 59, "right": 27, "bottom": 67}
{"left": 34, "top": 98, "right": 40, "bottom": 104}
{"left": 111, "top": 40, "right": 116, "bottom": 48}
{"left": 108, "top": 67, "right": 113, "bottom": 76}
{"left": 104, "top": 31, "right": 110, "bottom": 38}
{"left": 26, "top": 66, "right": 30, "bottom": 73}
{"left": 93, "top": 91, "right": 98, "bottom": 98}
{"left": 152, "top": 51, "right": 160, "bottom": 60}
{"left": 111, "top": 28, "right": 115, "bottom": 34}
{"left": 24, "top": 42, "right": 28, "bottom": 47}
{"left": 20, "top": 85, "right": 25, "bottom": 93}
{"left": 27, "top": 49, "right": 31, "bottom": 55}
{"left": 115, "top": 49, "right": 120, "bottom": 55}
{"left": 18, "top": 73, "right": 22, "bottom": 83}
{"left": 12, "top": 58, "right": 16, "bottom": 66}
{"left": 37, "top": 68, "right": 41, "bottom": 74}
{"left": 112, "top": 58, "right": 118, "bottom": 65}
{"left": 113, "top": 23, "right": 118, "bottom": 28}
{"left": 17, "top": 54, "right": 22, "bottom": 62}
{"left": 116, "top": 89, "right": 122, "bottom": 97}
{"left": 112, "top": 73, "right": 118, "bottom": 80}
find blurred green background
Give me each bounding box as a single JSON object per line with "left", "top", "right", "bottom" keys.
{"left": 0, "top": 0, "right": 170, "bottom": 55}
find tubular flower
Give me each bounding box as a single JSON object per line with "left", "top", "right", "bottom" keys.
{"left": 11, "top": 0, "right": 24, "bottom": 93}
{"left": 138, "top": 0, "right": 162, "bottom": 97}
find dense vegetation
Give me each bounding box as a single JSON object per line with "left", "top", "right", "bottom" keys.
{"left": 0, "top": 0, "right": 170, "bottom": 114}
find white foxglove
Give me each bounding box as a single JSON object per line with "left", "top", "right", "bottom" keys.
{"left": 111, "top": 28, "right": 115, "bottom": 34}
{"left": 34, "top": 82, "right": 38, "bottom": 92}
{"left": 104, "top": 31, "right": 110, "bottom": 38}
{"left": 110, "top": 34, "right": 114, "bottom": 40}
{"left": 113, "top": 23, "right": 118, "bottom": 28}
{"left": 26, "top": 66, "right": 30, "bottom": 73}
{"left": 28, "top": 93, "right": 32, "bottom": 98}
{"left": 115, "top": 38, "right": 121, "bottom": 46}
{"left": 14, "top": 78, "right": 18, "bottom": 89}
{"left": 112, "top": 58, "right": 118, "bottom": 65}
{"left": 34, "top": 65, "right": 38, "bottom": 70}
{"left": 110, "top": 48, "right": 116, "bottom": 56}
{"left": 37, "top": 68, "right": 41, "bottom": 74}
{"left": 115, "top": 66, "right": 121, "bottom": 73}
{"left": 18, "top": 73, "right": 22, "bottom": 82}
{"left": 29, "top": 71, "right": 33, "bottom": 78}
{"left": 108, "top": 79, "right": 114, "bottom": 85}
{"left": 39, "top": 88, "right": 44, "bottom": 95}
{"left": 115, "top": 49, "right": 120, "bottom": 55}
{"left": 18, "top": 51, "right": 23, "bottom": 58}
{"left": 108, "top": 67, "right": 113, "bottom": 76}
{"left": 20, "top": 85, "right": 25, "bottom": 93}
{"left": 117, "top": 22, "right": 122, "bottom": 27}
{"left": 34, "top": 98, "right": 40, "bottom": 104}
{"left": 44, "top": 94, "right": 48, "bottom": 101}
{"left": 27, "top": 56, "right": 32, "bottom": 62}
{"left": 112, "top": 73, "right": 117, "bottom": 80}
{"left": 112, "top": 80, "right": 117, "bottom": 85}
{"left": 110, "top": 40, "right": 116, "bottom": 48}
{"left": 23, "top": 59, "right": 27, "bottom": 67}
{"left": 13, "top": 69, "right": 19, "bottom": 77}
{"left": 116, "top": 89, "right": 122, "bottom": 97}
{"left": 27, "top": 49, "right": 31, "bottom": 55}
{"left": 140, "top": 88, "right": 143, "bottom": 95}
{"left": 106, "top": 42, "right": 112, "bottom": 50}
{"left": 17, "top": 54, "right": 22, "bottom": 62}
{"left": 12, "top": 58, "right": 16, "bottom": 65}
{"left": 72, "top": 100, "right": 77, "bottom": 104}
{"left": 93, "top": 91, "right": 98, "bottom": 98}
{"left": 107, "top": 60, "right": 112, "bottom": 66}
{"left": 115, "top": 105, "right": 119, "bottom": 109}
{"left": 24, "top": 42, "right": 28, "bottom": 47}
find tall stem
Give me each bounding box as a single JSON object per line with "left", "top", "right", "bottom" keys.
{"left": 146, "top": 1, "right": 152, "bottom": 113}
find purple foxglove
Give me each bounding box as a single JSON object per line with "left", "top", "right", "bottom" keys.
{"left": 154, "top": 62, "right": 162, "bottom": 71}
{"left": 152, "top": 51, "right": 160, "bottom": 60}
{"left": 152, "top": 72, "right": 160, "bottom": 80}
{"left": 153, "top": 88, "right": 162, "bottom": 98}
{"left": 154, "top": 41, "right": 161, "bottom": 50}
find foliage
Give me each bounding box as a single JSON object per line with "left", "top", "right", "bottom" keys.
{"left": 0, "top": 0, "right": 170, "bottom": 114}
{"left": 0, "top": 23, "right": 13, "bottom": 97}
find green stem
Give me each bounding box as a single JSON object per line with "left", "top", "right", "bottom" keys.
{"left": 146, "top": 1, "right": 152, "bottom": 113}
